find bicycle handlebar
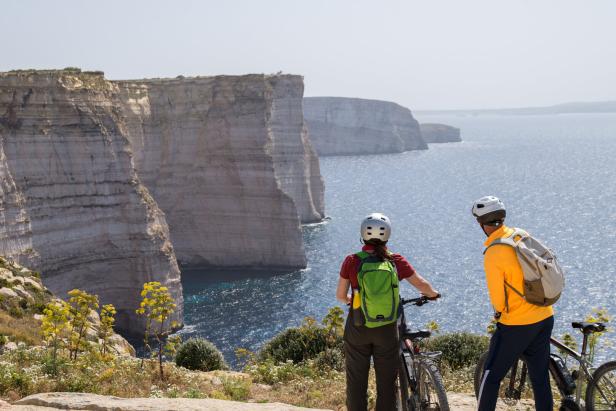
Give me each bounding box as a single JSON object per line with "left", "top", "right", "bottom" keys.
{"left": 400, "top": 294, "right": 441, "bottom": 307}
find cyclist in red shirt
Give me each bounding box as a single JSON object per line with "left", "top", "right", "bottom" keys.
{"left": 336, "top": 213, "right": 439, "bottom": 411}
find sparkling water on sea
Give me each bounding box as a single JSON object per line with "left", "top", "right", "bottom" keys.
{"left": 180, "top": 113, "right": 616, "bottom": 366}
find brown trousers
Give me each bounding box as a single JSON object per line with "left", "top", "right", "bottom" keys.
{"left": 344, "top": 312, "right": 399, "bottom": 411}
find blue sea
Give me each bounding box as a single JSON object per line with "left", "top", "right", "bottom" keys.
{"left": 180, "top": 113, "right": 616, "bottom": 366}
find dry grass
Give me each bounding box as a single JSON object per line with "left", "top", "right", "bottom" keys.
{"left": 0, "top": 311, "right": 42, "bottom": 346}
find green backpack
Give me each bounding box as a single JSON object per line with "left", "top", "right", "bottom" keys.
{"left": 356, "top": 251, "right": 400, "bottom": 328}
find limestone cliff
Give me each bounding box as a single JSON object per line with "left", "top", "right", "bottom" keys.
{"left": 116, "top": 74, "right": 322, "bottom": 269}
{"left": 0, "top": 70, "right": 182, "bottom": 336}
{"left": 420, "top": 123, "right": 462, "bottom": 143}
{"left": 268, "top": 76, "right": 324, "bottom": 223}
{"left": 303, "top": 97, "right": 427, "bottom": 156}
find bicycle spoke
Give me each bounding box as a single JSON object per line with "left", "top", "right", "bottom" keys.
{"left": 591, "top": 368, "right": 616, "bottom": 409}
{"left": 418, "top": 365, "right": 442, "bottom": 410}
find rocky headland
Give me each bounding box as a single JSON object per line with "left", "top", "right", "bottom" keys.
{"left": 115, "top": 74, "right": 324, "bottom": 269}
{"left": 303, "top": 96, "right": 427, "bottom": 156}
{"left": 420, "top": 123, "right": 462, "bottom": 143}
{"left": 0, "top": 70, "right": 182, "bottom": 335}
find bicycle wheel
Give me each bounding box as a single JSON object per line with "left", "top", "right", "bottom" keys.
{"left": 585, "top": 360, "right": 616, "bottom": 411}
{"left": 474, "top": 351, "right": 530, "bottom": 405}
{"left": 415, "top": 357, "right": 449, "bottom": 411}
{"left": 398, "top": 352, "right": 412, "bottom": 411}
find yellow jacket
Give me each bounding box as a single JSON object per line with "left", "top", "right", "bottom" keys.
{"left": 484, "top": 225, "right": 553, "bottom": 325}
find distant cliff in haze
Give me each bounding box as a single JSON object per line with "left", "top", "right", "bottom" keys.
{"left": 416, "top": 100, "right": 616, "bottom": 116}
{"left": 303, "top": 97, "right": 427, "bottom": 156}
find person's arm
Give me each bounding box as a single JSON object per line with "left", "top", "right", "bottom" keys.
{"left": 484, "top": 247, "right": 506, "bottom": 313}
{"left": 336, "top": 277, "right": 352, "bottom": 305}
{"left": 394, "top": 254, "right": 439, "bottom": 299}
{"left": 405, "top": 273, "right": 439, "bottom": 298}
{"left": 336, "top": 255, "right": 355, "bottom": 305}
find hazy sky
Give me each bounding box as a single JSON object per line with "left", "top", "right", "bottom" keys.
{"left": 2, "top": 0, "right": 615, "bottom": 109}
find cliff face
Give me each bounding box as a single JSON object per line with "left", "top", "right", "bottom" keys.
{"left": 420, "top": 123, "right": 462, "bottom": 143}
{"left": 116, "top": 74, "right": 321, "bottom": 268}
{"left": 303, "top": 97, "right": 427, "bottom": 156}
{"left": 267, "top": 77, "right": 324, "bottom": 223}
{"left": 0, "top": 70, "right": 183, "bottom": 336}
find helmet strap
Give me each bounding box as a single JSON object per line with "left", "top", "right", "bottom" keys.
{"left": 480, "top": 221, "right": 503, "bottom": 237}
{"left": 480, "top": 224, "right": 490, "bottom": 237}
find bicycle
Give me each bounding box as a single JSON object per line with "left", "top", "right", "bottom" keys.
{"left": 397, "top": 295, "right": 449, "bottom": 411}
{"left": 473, "top": 320, "right": 616, "bottom": 410}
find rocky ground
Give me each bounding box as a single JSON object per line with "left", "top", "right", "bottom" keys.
{"left": 0, "top": 257, "right": 134, "bottom": 356}
{"left": 0, "top": 392, "right": 536, "bottom": 410}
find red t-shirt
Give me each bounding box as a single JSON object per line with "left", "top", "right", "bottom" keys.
{"left": 339, "top": 244, "right": 416, "bottom": 289}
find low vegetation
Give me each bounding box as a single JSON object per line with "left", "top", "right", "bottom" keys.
{"left": 175, "top": 338, "right": 228, "bottom": 372}
{"left": 0, "top": 257, "right": 613, "bottom": 409}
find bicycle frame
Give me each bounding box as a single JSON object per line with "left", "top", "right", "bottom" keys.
{"left": 476, "top": 323, "right": 615, "bottom": 410}
{"left": 550, "top": 336, "right": 594, "bottom": 406}
{"left": 397, "top": 302, "right": 419, "bottom": 394}
{"left": 396, "top": 296, "right": 442, "bottom": 408}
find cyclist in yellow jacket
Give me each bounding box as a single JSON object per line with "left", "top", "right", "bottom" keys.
{"left": 472, "top": 196, "right": 554, "bottom": 411}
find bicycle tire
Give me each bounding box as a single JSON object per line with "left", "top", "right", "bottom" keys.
{"left": 416, "top": 357, "right": 450, "bottom": 411}
{"left": 585, "top": 360, "right": 616, "bottom": 411}
{"left": 398, "top": 353, "right": 411, "bottom": 411}
{"left": 474, "top": 351, "right": 530, "bottom": 405}
{"left": 474, "top": 351, "right": 488, "bottom": 398}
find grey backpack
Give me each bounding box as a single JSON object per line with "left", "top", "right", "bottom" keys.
{"left": 484, "top": 228, "right": 564, "bottom": 307}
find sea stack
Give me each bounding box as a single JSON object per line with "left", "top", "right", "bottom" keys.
{"left": 0, "top": 69, "right": 183, "bottom": 336}
{"left": 303, "top": 97, "right": 427, "bottom": 156}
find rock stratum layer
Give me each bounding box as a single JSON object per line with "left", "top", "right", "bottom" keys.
{"left": 116, "top": 74, "right": 324, "bottom": 268}
{"left": 0, "top": 70, "right": 182, "bottom": 336}
{"left": 420, "top": 123, "right": 461, "bottom": 143}
{"left": 303, "top": 97, "right": 427, "bottom": 156}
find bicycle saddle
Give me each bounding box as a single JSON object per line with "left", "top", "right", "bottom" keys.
{"left": 404, "top": 329, "right": 431, "bottom": 340}
{"left": 571, "top": 321, "right": 605, "bottom": 334}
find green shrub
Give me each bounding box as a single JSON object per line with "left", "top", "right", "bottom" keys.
{"left": 314, "top": 347, "right": 345, "bottom": 372}
{"left": 259, "top": 324, "right": 329, "bottom": 364}
{"left": 245, "top": 359, "right": 316, "bottom": 385}
{"left": 9, "top": 306, "right": 24, "bottom": 319}
{"left": 175, "top": 338, "right": 227, "bottom": 371}
{"left": 423, "top": 332, "right": 489, "bottom": 370}
{"left": 222, "top": 377, "right": 251, "bottom": 401}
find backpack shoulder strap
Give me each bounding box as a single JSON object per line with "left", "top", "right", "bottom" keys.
{"left": 504, "top": 280, "right": 525, "bottom": 298}
{"left": 355, "top": 251, "right": 370, "bottom": 260}
{"left": 483, "top": 228, "right": 528, "bottom": 255}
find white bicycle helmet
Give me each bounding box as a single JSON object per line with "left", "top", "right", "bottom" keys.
{"left": 360, "top": 213, "right": 391, "bottom": 243}
{"left": 472, "top": 196, "right": 506, "bottom": 226}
